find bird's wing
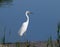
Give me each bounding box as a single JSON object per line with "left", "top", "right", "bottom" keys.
{"left": 18, "top": 22, "right": 28, "bottom": 36}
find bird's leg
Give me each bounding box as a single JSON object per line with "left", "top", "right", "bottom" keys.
{"left": 24, "top": 32, "right": 27, "bottom": 42}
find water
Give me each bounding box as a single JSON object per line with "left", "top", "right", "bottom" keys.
{"left": 0, "top": 0, "right": 60, "bottom": 43}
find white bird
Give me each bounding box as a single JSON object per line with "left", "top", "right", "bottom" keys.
{"left": 18, "top": 11, "right": 32, "bottom": 36}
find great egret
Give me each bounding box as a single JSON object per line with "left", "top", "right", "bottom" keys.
{"left": 18, "top": 11, "right": 32, "bottom": 36}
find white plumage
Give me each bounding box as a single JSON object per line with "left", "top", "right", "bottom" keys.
{"left": 18, "top": 11, "right": 31, "bottom": 36}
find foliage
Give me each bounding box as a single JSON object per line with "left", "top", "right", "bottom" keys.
{"left": 0, "top": 0, "right": 13, "bottom": 6}
{"left": 47, "top": 36, "right": 53, "bottom": 47}
{"left": 16, "top": 42, "right": 20, "bottom": 47}
{"left": 57, "top": 23, "right": 60, "bottom": 47}
{"left": 0, "top": 0, "right": 12, "bottom": 3}
{"left": 25, "top": 40, "right": 30, "bottom": 47}
{"left": 2, "top": 26, "right": 6, "bottom": 44}
{"left": 47, "top": 38, "right": 49, "bottom": 47}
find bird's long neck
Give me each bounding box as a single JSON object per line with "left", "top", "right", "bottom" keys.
{"left": 26, "top": 13, "right": 29, "bottom": 23}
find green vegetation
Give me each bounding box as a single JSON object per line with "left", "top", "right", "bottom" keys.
{"left": 16, "top": 42, "right": 20, "bottom": 47}
{"left": 57, "top": 23, "right": 60, "bottom": 47}
{"left": 25, "top": 40, "right": 30, "bottom": 47}
{"left": 47, "top": 22, "right": 60, "bottom": 47}
{"left": 3, "top": 26, "right": 6, "bottom": 44}
{"left": 50, "top": 36, "right": 53, "bottom": 47}
{"left": 0, "top": 0, "right": 13, "bottom": 6}
{"left": 0, "top": 0, "right": 12, "bottom": 3}
{"left": 47, "top": 36, "right": 53, "bottom": 47}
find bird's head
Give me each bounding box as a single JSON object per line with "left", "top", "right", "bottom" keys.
{"left": 25, "top": 11, "right": 32, "bottom": 15}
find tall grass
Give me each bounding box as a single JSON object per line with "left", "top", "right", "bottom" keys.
{"left": 16, "top": 42, "right": 20, "bottom": 47}
{"left": 57, "top": 23, "right": 60, "bottom": 47}
{"left": 47, "top": 36, "right": 53, "bottom": 47}
{"left": 25, "top": 40, "right": 30, "bottom": 47}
